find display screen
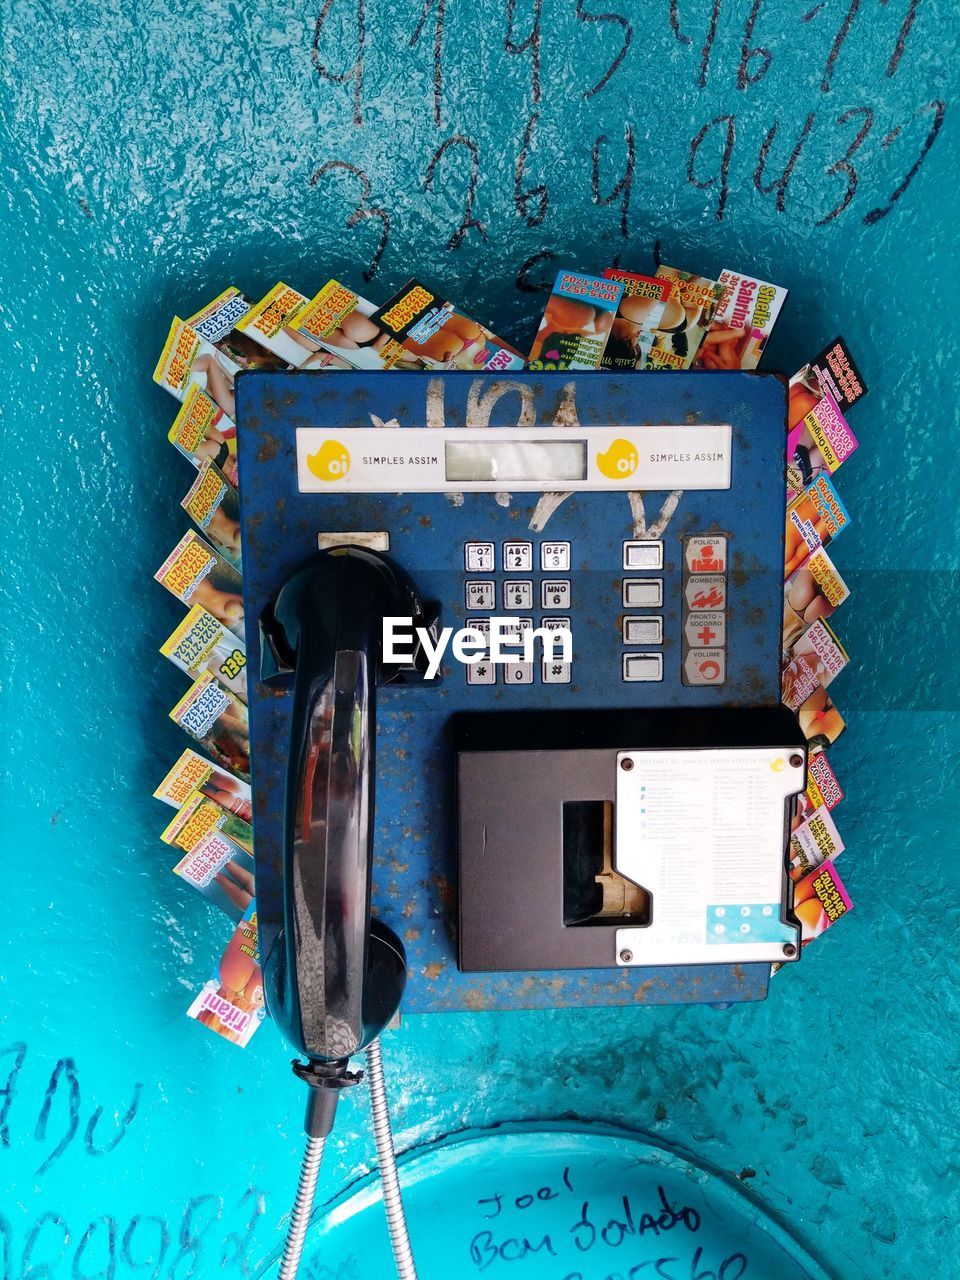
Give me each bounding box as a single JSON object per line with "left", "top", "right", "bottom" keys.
{"left": 444, "top": 439, "right": 588, "bottom": 482}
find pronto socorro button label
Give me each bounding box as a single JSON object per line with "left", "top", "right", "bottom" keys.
{"left": 684, "top": 610, "right": 725, "bottom": 648}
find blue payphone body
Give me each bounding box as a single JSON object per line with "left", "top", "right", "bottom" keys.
{"left": 236, "top": 369, "right": 803, "bottom": 1025}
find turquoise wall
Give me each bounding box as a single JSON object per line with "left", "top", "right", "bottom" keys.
{"left": 2, "top": 2, "right": 958, "bottom": 1276}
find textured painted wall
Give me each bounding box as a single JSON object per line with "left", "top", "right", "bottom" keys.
{"left": 2, "top": 1, "right": 958, "bottom": 1277}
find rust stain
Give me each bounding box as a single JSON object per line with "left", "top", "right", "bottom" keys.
{"left": 430, "top": 873, "right": 456, "bottom": 908}
{"left": 256, "top": 433, "right": 281, "bottom": 462}
{"left": 418, "top": 514, "right": 431, "bottom": 527}
{"left": 423, "top": 961, "right": 444, "bottom": 980}
{"left": 463, "top": 989, "right": 494, "bottom": 1010}
{"left": 403, "top": 901, "right": 416, "bottom": 918}
{"left": 405, "top": 928, "right": 420, "bottom": 941}
{"left": 632, "top": 979, "right": 656, "bottom": 1002}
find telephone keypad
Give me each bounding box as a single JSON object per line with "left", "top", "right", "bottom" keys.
{"left": 458, "top": 537, "right": 730, "bottom": 689}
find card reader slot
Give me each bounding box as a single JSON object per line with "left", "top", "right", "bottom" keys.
{"left": 562, "top": 800, "right": 651, "bottom": 928}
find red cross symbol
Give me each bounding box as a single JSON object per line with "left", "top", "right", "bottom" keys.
{"left": 697, "top": 625, "right": 717, "bottom": 644}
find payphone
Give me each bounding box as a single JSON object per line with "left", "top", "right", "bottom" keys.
{"left": 235, "top": 369, "right": 804, "bottom": 1275}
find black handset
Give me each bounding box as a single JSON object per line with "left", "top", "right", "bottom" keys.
{"left": 259, "top": 546, "right": 437, "bottom": 1069}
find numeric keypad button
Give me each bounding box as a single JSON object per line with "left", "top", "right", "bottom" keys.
{"left": 503, "top": 580, "right": 533, "bottom": 610}
{"left": 540, "top": 541, "right": 571, "bottom": 571}
{"left": 464, "top": 542, "right": 495, "bottom": 572}
{"left": 541, "top": 579, "right": 571, "bottom": 609}
{"left": 465, "top": 580, "right": 495, "bottom": 610}
{"left": 503, "top": 541, "right": 533, "bottom": 571}
{"left": 502, "top": 662, "right": 534, "bottom": 685}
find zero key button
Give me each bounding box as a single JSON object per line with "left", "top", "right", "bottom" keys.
{"left": 684, "top": 648, "right": 726, "bottom": 685}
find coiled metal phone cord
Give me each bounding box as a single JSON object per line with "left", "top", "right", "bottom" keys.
{"left": 278, "top": 1039, "right": 418, "bottom": 1280}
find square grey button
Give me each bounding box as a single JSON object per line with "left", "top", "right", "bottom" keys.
{"left": 623, "top": 540, "right": 663, "bottom": 570}
{"left": 623, "top": 616, "right": 663, "bottom": 644}
{"left": 622, "top": 579, "right": 663, "bottom": 608}
{"left": 622, "top": 653, "right": 664, "bottom": 682}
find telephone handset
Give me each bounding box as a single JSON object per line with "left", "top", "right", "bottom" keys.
{"left": 260, "top": 546, "right": 437, "bottom": 1067}
{"left": 260, "top": 546, "right": 435, "bottom": 1279}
